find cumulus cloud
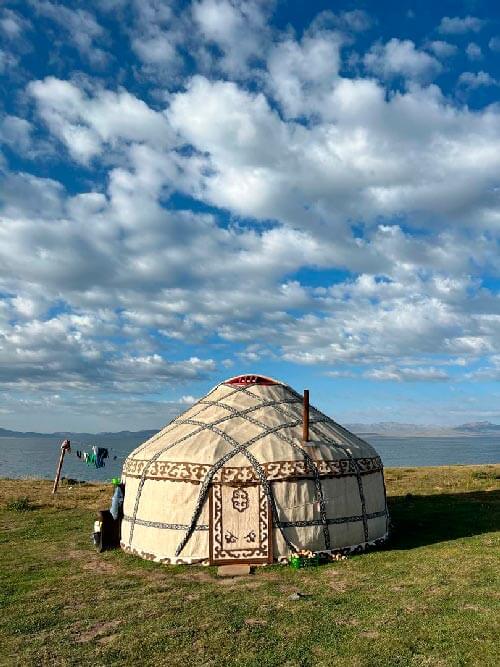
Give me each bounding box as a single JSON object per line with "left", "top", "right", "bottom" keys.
{"left": 266, "top": 30, "right": 342, "bottom": 119}
{"left": 426, "top": 40, "right": 458, "bottom": 58}
{"left": 168, "top": 74, "right": 500, "bottom": 231}
{"left": 466, "top": 42, "right": 482, "bottom": 61}
{"left": 0, "top": 116, "right": 33, "bottom": 155}
{"left": 457, "top": 71, "right": 498, "bottom": 90}
{"left": 0, "top": 8, "right": 31, "bottom": 41}
{"left": 438, "top": 16, "right": 485, "bottom": 35}
{"left": 310, "top": 9, "right": 372, "bottom": 33}
{"left": 192, "top": 0, "right": 272, "bottom": 75}
{"left": 28, "top": 77, "right": 173, "bottom": 163}
{"left": 127, "top": 0, "right": 186, "bottom": 82}
{"left": 364, "top": 38, "right": 442, "bottom": 82}
{"left": 365, "top": 366, "right": 449, "bottom": 382}
{"left": 337, "top": 10, "right": 372, "bottom": 32}
{"left": 274, "top": 269, "right": 498, "bottom": 368}
{"left": 0, "top": 302, "right": 216, "bottom": 394}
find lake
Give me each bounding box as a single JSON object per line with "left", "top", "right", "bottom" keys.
{"left": 0, "top": 434, "right": 499, "bottom": 482}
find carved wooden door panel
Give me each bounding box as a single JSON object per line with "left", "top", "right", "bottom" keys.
{"left": 209, "top": 483, "right": 272, "bottom": 565}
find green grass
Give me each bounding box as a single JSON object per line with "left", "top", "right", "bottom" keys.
{"left": 0, "top": 465, "right": 499, "bottom": 666}
{"left": 5, "top": 496, "right": 35, "bottom": 512}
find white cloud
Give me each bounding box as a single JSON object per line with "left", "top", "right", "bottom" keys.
{"left": 0, "top": 48, "right": 18, "bottom": 75}
{"left": 1, "top": 8, "right": 31, "bottom": 41}
{"left": 192, "top": 0, "right": 271, "bottom": 75}
{"left": 365, "top": 366, "right": 449, "bottom": 382}
{"left": 489, "top": 37, "right": 500, "bottom": 52}
{"left": 266, "top": 31, "right": 342, "bottom": 118}
{"left": 5, "top": 144, "right": 496, "bottom": 397}
{"left": 458, "top": 71, "right": 497, "bottom": 89}
{"left": 179, "top": 395, "right": 197, "bottom": 404}
{"left": 0, "top": 301, "right": 216, "bottom": 393}
{"left": 28, "top": 77, "right": 173, "bottom": 163}
{"left": 0, "top": 171, "right": 65, "bottom": 218}
{"left": 132, "top": 32, "right": 178, "bottom": 66}
{"left": 426, "top": 40, "right": 458, "bottom": 58}
{"left": 337, "top": 10, "right": 372, "bottom": 32}
{"left": 467, "top": 355, "right": 500, "bottom": 381}
{"left": 310, "top": 9, "right": 372, "bottom": 33}
{"left": 466, "top": 42, "right": 482, "bottom": 60}
{"left": 364, "top": 38, "right": 441, "bottom": 82}
{"left": 324, "top": 370, "right": 356, "bottom": 378}
{"left": 128, "top": 0, "right": 185, "bottom": 80}
{"left": 438, "top": 16, "right": 485, "bottom": 35}
{"left": 0, "top": 116, "right": 33, "bottom": 155}
{"left": 168, "top": 74, "right": 500, "bottom": 231}
{"left": 446, "top": 336, "right": 494, "bottom": 355}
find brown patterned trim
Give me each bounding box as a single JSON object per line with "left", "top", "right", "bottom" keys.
{"left": 123, "top": 455, "right": 383, "bottom": 483}
{"left": 208, "top": 485, "right": 214, "bottom": 565}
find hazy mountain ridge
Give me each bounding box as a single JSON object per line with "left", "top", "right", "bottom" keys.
{"left": 347, "top": 421, "right": 500, "bottom": 437}
{"left": 1, "top": 422, "right": 499, "bottom": 439}
{"left": 0, "top": 428, "right": 157, "bottom": 440}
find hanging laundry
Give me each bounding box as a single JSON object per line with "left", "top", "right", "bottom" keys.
{"left": 75, "top": 445, "right": 109, "bottom": 468}
{"left": 96, "top": 447, "right": 109, "bottom": 469}
{"left": 84, "top": 450, "right": 96, "bottom": 466}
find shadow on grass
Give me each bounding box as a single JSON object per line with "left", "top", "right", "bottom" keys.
{"left": 386, "top": 489, "right": 500, "bottom": 549}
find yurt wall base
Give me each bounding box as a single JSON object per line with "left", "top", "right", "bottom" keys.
{"left": 119, "top": 532, "right": 390, "bottom": 567}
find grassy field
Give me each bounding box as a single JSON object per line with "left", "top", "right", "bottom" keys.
{"left": 1, "top": 465, "right": 499, "bottom": 667}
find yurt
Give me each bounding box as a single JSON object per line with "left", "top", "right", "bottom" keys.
{"left": 121, "top": 375, "right": 389, "bottom": 565}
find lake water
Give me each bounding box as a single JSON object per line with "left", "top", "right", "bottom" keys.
{"left": 0, "top": 434, "right": 498, "bottom": 482}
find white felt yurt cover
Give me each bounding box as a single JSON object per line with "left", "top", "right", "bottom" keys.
{"left": 121, "top": 375, "right": 389, "bottom": 565}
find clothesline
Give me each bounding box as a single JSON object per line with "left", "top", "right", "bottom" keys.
{"left": 62, "top": 443, "right": 123, "bottom": 469}
{"left": 67, "top": 443, "right": 125, "bottom": 459}
{"left": 52, "top": 439, "right": 123, "bottom": 492}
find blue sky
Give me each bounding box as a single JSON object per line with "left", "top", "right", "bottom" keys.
{"left": 0, "top": 0, "right": 499, "bottom": 431}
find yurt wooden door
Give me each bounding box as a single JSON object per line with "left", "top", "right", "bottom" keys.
{"left": 209, "top": 483, "right": 272, "bottom": 565}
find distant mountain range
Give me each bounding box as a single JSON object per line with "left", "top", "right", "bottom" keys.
{"left": 0, "top": 428, "right": 157, "bottom": 440}
{"left": 1, "top": 421, "right": 499, "bottom": 439}
{"left": 348, "top": 421, "right": 500, "bottom": 437}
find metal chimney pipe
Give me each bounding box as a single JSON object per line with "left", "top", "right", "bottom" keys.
{"left": 303, "top": 389, "right": 309, "bottom": 442}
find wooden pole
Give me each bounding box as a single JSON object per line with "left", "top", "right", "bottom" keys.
{"left": 52, "top": 439, "right": 70, "bottom": 494}
{"left": 303, "top": 390, "right": 309, "bottom": 443}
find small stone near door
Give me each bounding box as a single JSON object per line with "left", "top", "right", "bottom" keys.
{"left": 217, "top": 564, "right": 251, "bottom": 577}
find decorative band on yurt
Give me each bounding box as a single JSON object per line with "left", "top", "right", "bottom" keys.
{"left": 122, "top": 456, "right": 383, "bottom": 482}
